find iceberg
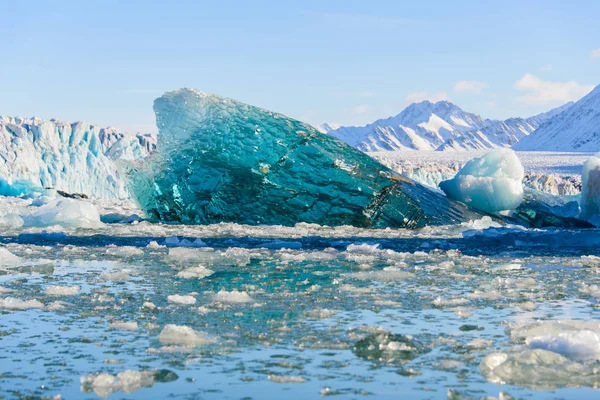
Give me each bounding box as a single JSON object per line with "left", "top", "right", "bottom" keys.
{"left": 123, "top": 89, "right": 487, "bottom": 228}
{"left": 439, "top": 148, "right": 524, "bottom": 214}
{"left": 580, "top": 152, "right": 600, "bottom": 225}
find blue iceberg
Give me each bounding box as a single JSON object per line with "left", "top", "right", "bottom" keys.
{"left": 123, "top": 89, "right": 486, "bottom": 228}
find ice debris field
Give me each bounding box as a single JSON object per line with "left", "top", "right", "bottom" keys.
{"left": 2, "top": 89, "right": 600, "bottom": 399}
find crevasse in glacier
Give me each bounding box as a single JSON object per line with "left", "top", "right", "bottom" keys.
{"left": 123, "top": 89, "right": 486, "bottom": 228}
{"left": 439, "top": 148, "right": 525, "bottom": 214}
{"left": 0, "top": 116, "right": 155, "bottom": 199}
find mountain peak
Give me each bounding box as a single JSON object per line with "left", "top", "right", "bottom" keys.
{"left": 514, "top": 82, "right": 600, "bottom": 151}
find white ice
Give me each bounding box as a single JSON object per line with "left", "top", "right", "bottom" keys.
{"left": 158, "top": 324, "right": 215, "bottom": 346}
{"left": 439, "top": 148, "right": 524, "bottom": 213}
{"left": 580, "top": 152, "right": 600, "bottom": 225}
{"left": 213, "top": 290, "right": 253, "bottom": 303}
{"left": 45, "top": 285, "right": 80, "bottom": 296}
{"left": 0, "top": 297, "right": 44, "bottom": 310}
{"left": 0, "top": 247, "right": 20, "bottom": 267}
{"left": 25, "top": 198, "right": 102, "bottom": 228}
{"left": 167, "top": 294, "right": 196, "bottom": 305}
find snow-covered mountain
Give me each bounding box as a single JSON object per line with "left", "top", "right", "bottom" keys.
{"left": 327, "top": 101, "right": 490, "bottom": 151}
{"left": 316, "top": 123, "right": 342, "bottom": 133}
{"left": 437, "top": 102, "right": 573, "bottom": 151}
{"left": 326, "top": 100, "right": 574, "bottom": 152}
{"left": 0, "top": 116, "right": 156, "bottom": 199}
{"left": 514, "top": 85, "right": 600, "bottom": 151}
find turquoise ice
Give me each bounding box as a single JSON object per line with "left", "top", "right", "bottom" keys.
{"left": 123, "top": 89, "right": 485, "bottom": 228}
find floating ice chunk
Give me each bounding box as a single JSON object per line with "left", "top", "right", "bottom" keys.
{"left": 462, "top": 216, "right": 502, "bottom": 230}
{"left": 167, "top": 294, "right": 196, "bottom": 305}
{"left": 176, "top": 266, "right": 214, "bottom": 279}
{"left": 580, "top": 152, "right": 600, "bottom": 225}
{"left": 0, "top": 213, "right": 24, "bottom": 228}
{"left": 25, "top": 198, "right": 102, "bottom": 228}
{"left": 158, "top": 324, "right": 215, "bottom": 346}
{"left": 106, "top": 246, "right": 144, "bottom": 257}
{"left": 45, "top": 286, "right": 80, "bottom": 296}
{"left": 268, "top": 375, "right": 307, "bottom": 384}
{"left": 166, "top": 248, "right": 211, "bottom": 263}
{"left": 46, "top": 301, "right": 69, "bottom": 311}
{"left": 100, "top": 271, "right": 130, "bottom": 282}
{"left": 146, "top": 241, "right": 165, "bottom": 249}
{"left": 142, "top": 302, "right": 157, "bottom": 310}
{"left": 123, "top": 88, "right": 486, "bottom": 228}
{"left": 345, "top": 243, "right": 381, "bottom": 254}
{"left": 304, "top": 309, "right": 337, "bottom": 320}
{"left": 353, "top": 330, "right": 428, "bottom": 364}
{"left": 0, "top": 297, "right": 44, "bottom": 310}
{"left": 467, "top": 338, "right": 493, "bottom": 350}
{"left": 80, "top": 369, "right": 177, "bottom": 398}
{"left": 110, "top": 321, "right": 139, "bottom": 331}
{"left": 480, "top": 349, "right": 590, "bottom": 390}
{"left": 0, "top": 247, "right": 20, "bottom": 267}
{"left": 0, "top": 286, "right": 12, "bottom": 294}
{"left": 527, "top": 330, "right": 600, "bottom": 361}
{"left": 439, "top": 149, "right": 524, "bottom": 213}
{"left": 508, "top": 320, "right": 600, "bottom": 342}
{"left": 213, "top": 290, "right": 253, "bottom": 303}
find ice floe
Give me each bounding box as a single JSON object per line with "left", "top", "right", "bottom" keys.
{"left": 157, "top": 324, "right": 215, "bottom": 346}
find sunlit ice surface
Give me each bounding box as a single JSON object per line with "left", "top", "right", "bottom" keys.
{"left": 2, "top": 203, "right": 600, "bottom": 399}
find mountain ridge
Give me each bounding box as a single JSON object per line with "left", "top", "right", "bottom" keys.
{"left": 322, "top": 100, "right": 576, "bottom": 152}
{"left": 513, "top": 85, "right": 600, "bottom": 152}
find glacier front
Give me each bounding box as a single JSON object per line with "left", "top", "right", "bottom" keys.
{"left": 123, "top": 89, "right": 486, "bottom": 228}
{"left": 0, "top": 116, "right": 155, "bottom": 199}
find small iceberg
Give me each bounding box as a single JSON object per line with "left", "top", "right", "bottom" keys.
{"left": 439, "top": 148, "right": 524, "bottom": 214}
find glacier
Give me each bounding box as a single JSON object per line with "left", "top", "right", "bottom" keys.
{"left": 123, "top": 89, "right": 487, "bottom": 228}
{"left": 0, "top": 116, "right": 155, "bottom": 199}
{"left": 439, "top": 149, "right": 525, "bottom": 213}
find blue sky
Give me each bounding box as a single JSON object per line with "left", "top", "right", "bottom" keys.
{"left": 1, "top": 0, "right": 599, "bottom": 133}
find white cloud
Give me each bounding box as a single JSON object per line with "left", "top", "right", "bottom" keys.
{"left": 351, "top": 105, "right": 370, "bottom": 114}
{"left": 591, "top": 48, "right": 600, "bottom": 60}
{"left": 514, "top": 73, "right": 594, "bottom": 105}
{"left": 539, "top": 64, "right": 553, "bottom": 72}
{"left": 453, "top": 81, "right": 488, "bottom": 94}
{"left": 404, "top": 91, "right": 450, "bottom": 105}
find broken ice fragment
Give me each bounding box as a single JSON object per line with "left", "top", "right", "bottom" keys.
{"left": 123, "top": 89, "right": 486, "bottom": 228}
{"left": 158, "top": 324, "right": 215, "bottom": 346}
{"left": 439, "top": 149, "right": 524, "bottom": 213}
{"left": 352, "top": 330, "right": 428, "bottom": 364}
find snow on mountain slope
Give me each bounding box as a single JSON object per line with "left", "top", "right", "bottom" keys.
{"left": 316, "top": 123, "right": 342, "bottom": 133}
{"left": 437, "top": 102, "right": 575, "bottom": 151}
{"left": 437, "top": 117, "right": 539, "bottom": 151}
{"left": 328, "top": 100, "right": 575, "bottom": 152}
{"left": 0, "top": 116, "right": 156, "bottom": 199}
{"left": 514, "top": 85, "right": 600, "bottom": 151}
{"left": 327, "top": 100, "right": 490, "bottom": 151}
